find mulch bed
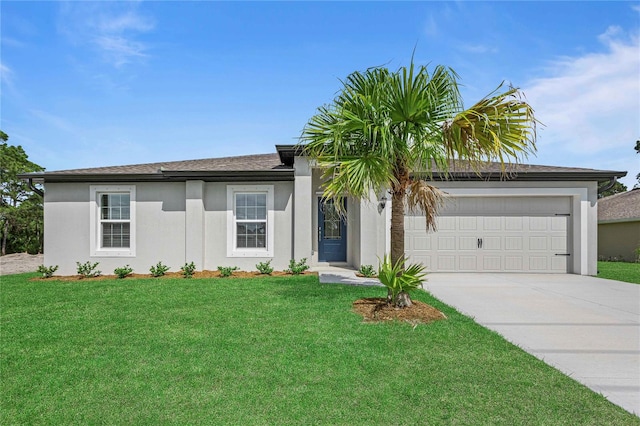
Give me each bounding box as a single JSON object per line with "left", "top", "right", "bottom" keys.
{"left": 353, "top": 297, "right": 447, "bottom": 324}
{"left": 34, "top": 270, "right": 315, "bottom": 281}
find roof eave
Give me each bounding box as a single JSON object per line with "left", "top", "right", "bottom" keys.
{"left": 429, "top": 171, "right": 627, "bottom": 182}
{"left": 19, "top": 169, "right": 295, "bottom": 183}
{"left": 598, "top": 218, "right": 640, "bottom": 224}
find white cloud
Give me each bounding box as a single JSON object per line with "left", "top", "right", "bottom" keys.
{"left": 424, "top": 14, "right": 439, "bottom": 38}
{"left": 1, "top": 62, "right": 13, "bottom": 78}
{"left": 524, "top": 27, "right": 639, "bottom": 183}
{"left": 458, "top": 44, "right": 498, "bottom": 54}
{"left": 0, "top": 62, "right": 16, "bottom": 90}
{"left": 29, "top": 109, "right": 80, "bottom": 136}
{"left": 58, "top": 2, "right": 155, "bottom": 68}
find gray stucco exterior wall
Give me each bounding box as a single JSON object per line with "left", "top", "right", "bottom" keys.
{"left": 44, "top": 180, "right": 293, "bottom": 276}
{"left": 40, "top": 153, "right": 605, "bottom": 277}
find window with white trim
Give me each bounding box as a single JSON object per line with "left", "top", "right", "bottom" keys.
{"left": 90, "top": 185, "right": 136, "bottom": 257}
{"left": 227, "top": 185, "right": 274, "bottom": 257}
{"left": 100, "top": 193, "right": 131, "bottom": 247}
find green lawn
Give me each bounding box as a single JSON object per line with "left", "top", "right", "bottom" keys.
{"left": 598, "top": 261, "right": 640, "bottom": 284}
{"left": 2, "top": 274, "right": 638, "bottom": 425}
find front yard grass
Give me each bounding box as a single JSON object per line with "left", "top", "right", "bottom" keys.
{"left": 2, "top": 273, "right": 638, "bottom": 425}
{"left": 598, "top": 261, "right": 640, "bottom": 284}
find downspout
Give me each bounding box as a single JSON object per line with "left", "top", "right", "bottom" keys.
{"left": 598, "top": 177, "right": 617, "bottom": 195}
{"left": 27, "top": 178, "right": 44, "bottom": 198}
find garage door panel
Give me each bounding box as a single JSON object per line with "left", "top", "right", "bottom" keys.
{"left": 505, "top": 236, "right": 523, "bottom": 250}
{"left": 412, "top": 236, "right": 431, "bottom": 250}
{"left": 483, "top": 236, "right": 502, "bottom": 250}
{"left": 551, "top": 216, "right": 568, "bottom": 230}
{"left": 529, "top": 236, "right": 548, "bottom": 250}
{"left": 438, "top": 217, "right": 456, "bottom": 230}
{"left": 505, "top": 256, "right": 524, "bottom": 270}
{"left": 506, "top": 217, "right": 524, "bottom": 230}
{"left": 459, "top": 217, "right": 478, "bottom": 230}
{"left": 412, "top": 255, "right": 431, "bottom": 270}
{"left": 484, "top": 217, "right": 502, "bottom": 231}
{"left": 459, "top": 236, "right": 477, "bottom": 250}
{"left": 529, "top": 217, "right": 548, "bottom": 231}
{"left": 552, "top": 256, "right": 568, "bottom": 271}
{"left": 405, "top": 196, "right": 570, "bottom": 273}
{"left": 483, "top": 256, "right": 502, "bottom": 271}
{"left": 551, "top": 236, "right": 566, "bottom": 251}
{"left": 459, "top": 256, "right": 477, "bottom": 271}
{"left": 438, "top": 256, "right": 456, "bottom": 271}
{"left": 437, "top": 236, "right": 456, "bottom": 250}
{"left": 529, "top": 256, "right": 548, "bottom": 270}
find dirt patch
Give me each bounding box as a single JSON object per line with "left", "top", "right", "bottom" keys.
{"left": 0, "top": 253, "right": 43, "bottom": 276}
{"left": 353, "top": 297, "right": 447, "bottom": 324}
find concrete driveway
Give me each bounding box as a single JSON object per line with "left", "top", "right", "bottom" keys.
{"left": 423, "top": 273, "right": 640, "bottom": 416}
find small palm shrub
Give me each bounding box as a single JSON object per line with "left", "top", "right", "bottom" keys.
{"left": 218, "top": 266, "right": 239, "bottom": 278}
{"left": 76, "top": 261, "right": 101, "bottom": 278}
{"left": 181, "top": 262, "right": 196, "bottom": 278}
{"left": 377, "top": 255, "right": 427, "bottom": 308}
{"left": 114, "top": 265, "right": 133, "bottom": 279}
{"left": 357, "top": 264, "right": 376, "bottom": 277}
{"left": 37, "top": 264, "right": 58, "bottom": 278}
{"left": 286, "top": 258, "right": 309, "bottom": 275}
{"left": 256, "top": 260, "right": 274, "bottom": 275}
{"left": 150, "top": 262, "right": 170, "bottom": 277}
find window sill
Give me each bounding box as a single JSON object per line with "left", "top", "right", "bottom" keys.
{"left": 229, "top": 249, "right": 273, "bottom": 258}
{"left": 91, "top": 249, "right": 135, "bottom": 257}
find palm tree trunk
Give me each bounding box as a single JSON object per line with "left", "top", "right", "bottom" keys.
{"left": 390, "top": 189, "right": 405, "bottom": 268}
{"left": 396, "top": 291, "right": 413, "bottom": 308}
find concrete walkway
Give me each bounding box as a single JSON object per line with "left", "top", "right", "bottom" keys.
{"left": 315, "top": 268, "right": 640, "bottom": 416}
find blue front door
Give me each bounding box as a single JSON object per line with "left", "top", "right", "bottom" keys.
{"left": 318, "top": 198, "right": 347, "bottom": 262}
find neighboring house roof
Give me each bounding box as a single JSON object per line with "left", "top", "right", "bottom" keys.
{"left": 20, "top": 144, "right": 627, "bottom": 184}
{"left": 598, "top": 188, "right": 640, "bottom": 224}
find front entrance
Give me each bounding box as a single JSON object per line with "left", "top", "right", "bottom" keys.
{"left": 318, "top": 198, "right": 347, "bottom": 262}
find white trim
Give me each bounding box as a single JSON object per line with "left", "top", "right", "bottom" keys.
{"left": 226, "top": 185, "right": 274, "bottom": 258}
{"left": 90, "top": 185, "right": 136, "bottom": 257}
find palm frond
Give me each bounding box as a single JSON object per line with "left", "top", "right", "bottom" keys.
{"left": 406, "top": 180, "right": 446, "bottom": 232}
{"left": 443, "top": 83, "right": 539, "bottom": 173}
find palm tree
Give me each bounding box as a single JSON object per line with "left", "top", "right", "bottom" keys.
{"left": 301, "top": 61, "right": 538, "bottom": 305}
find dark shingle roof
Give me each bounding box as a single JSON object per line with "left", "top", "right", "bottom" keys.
{"left": 49, "top": 153, "right": 285, "bottom": 174}
{"left": 23, "top": 152, "right": 294, "bottom": 183}
{"left": 19, "top": 145, "right": 627, "bottom": 184}
{"left": 598, "top": 189, "right": 640, "bottom": 223}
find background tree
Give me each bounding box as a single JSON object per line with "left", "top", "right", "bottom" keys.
{"left": 0, "top": 131, "right": 45, "bottom": 255}
{"left": 598, "top": 181, "right": 627, "bottom": 199}
{"left": 301, "top": 62, "right": 537, "bottom": 306}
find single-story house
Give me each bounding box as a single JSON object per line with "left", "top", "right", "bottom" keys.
{"left": 22, "top": 145, "right": 626, "bottom": 276}
{"left": 598, "top": 188, "right": 640, "bottom": 262}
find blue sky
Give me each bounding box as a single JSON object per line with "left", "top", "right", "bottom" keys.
{"left": 2, "top": 1, "right": 639, "bottom": 187}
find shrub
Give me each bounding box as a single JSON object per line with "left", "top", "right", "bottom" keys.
{"left": 181, "top": 262, "right": 196, "bottom": 278}
{"left": 114, "top": 265, "right": 133, "bottom": 279}
{"left": 256, "top": 260, "right": 274, "bottom": 275}
{"left": 150, "top": 262, "right": 170, "bottom": 277}
{"left": 377, "top": 255, "right": 427, "bottom": 308}
{"left": 286, "top": 258, "right": 309, "bottom": 275}
{"left": 76, "top": 261, "right": 101, "bottom": 278}
{"left": 357, "top": 264, "right": 376, "bottom": 277}
{"left": 37, "top": 264, "right": 58, "bottom": 278}
{"left": 218, "top": 266, "right": 239, "bottom": 278}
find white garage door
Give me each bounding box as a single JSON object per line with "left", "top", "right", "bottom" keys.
{"left": 405, "top": 196, "right": 571, "bottom": 273}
